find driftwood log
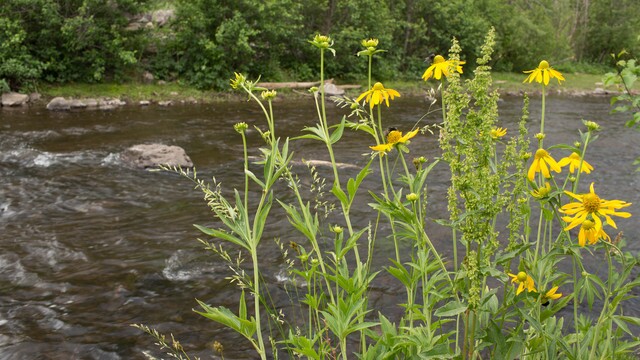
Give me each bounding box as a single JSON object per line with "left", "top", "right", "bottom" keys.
{"left": 257, "top": 79, "right": 360, "bottom": 92}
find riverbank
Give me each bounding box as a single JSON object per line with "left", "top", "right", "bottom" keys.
{"left": 26, "top": 71, "right": 633, "bottom": 107}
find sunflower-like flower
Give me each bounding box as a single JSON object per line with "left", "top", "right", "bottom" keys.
{"left": 542, "top": 286, "right": 562, "bottom": 305}
{"left": 523, "top": 60, "right": 565, "bottom": 86}
{"left": 531, "top": 182, "right": 552, "bottom": 199}
{"left": 508, "top": 271, "right": 537, "bottom": 295}
{"left": 356, "top": 82, "right": 400, "bottom": 108}
{"left": 560, "top": 183, "right": 632, "bottom": 232}
{"left": 422, "top": 55, "right": 465, "bottom": 81}
{"left": 577, "top": 219, "right": 611, "bottom": 246}
{"left": 490, "top": 127, "right": 507, "bottom": 139}
{"left": 528, "top": 148, "right": 561, "bottom": 181}
{"left": 557, "top": 152, "right": 594, "bottom": 174}
{"left": 370, "top": 128, "right": 419, "bottom": 155}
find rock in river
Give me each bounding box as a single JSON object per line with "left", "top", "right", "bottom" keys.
{"left": 120, "top": 144, "right": 193, "bottom": 169}
{"left": 1, "top": 92, "right": 29, "bottom": 106}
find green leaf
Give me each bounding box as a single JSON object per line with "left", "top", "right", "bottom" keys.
{"left": 434, "top": 301, "right": 467, "bottom": 317}
{"left": 194, "top": 224, "right": 250, "bottom": 251}
{"left": 329, "top": 116, "right": 347, "bottom": 144}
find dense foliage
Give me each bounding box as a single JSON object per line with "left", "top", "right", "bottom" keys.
{"left": 1, "top": 0, "right": 639, "bottom": 90}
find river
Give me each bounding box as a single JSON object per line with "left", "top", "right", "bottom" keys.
{"left": 1, "top": 94, "right": 638, "bottom": 359}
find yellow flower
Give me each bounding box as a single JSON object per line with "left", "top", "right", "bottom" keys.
{"left": 523, "top": 60, "right": 565, "bottom": 86}
{"left": 356, "top": 82, "right": 400, "bottom": 108}
{"left": 527, "top": 148, "right": 561, "bottom": 181}
{"left": 531, "top": 182, "right": 551, "bottom": 199}
{"left": 577, "top": 219, "right": 611, "bottom": 246}
{"left": 508, "top": 271, "right": 537, "bottom": 295}
{"left": 370, "top": 128, "right": 419, "bottom": 156}
{"left": 422, "top": 55, "right": 465, "bottom": 81}
{"left": 560, "top": 182, "right": 632, "bottom": 232}
{"left": 542, "top": 286, "right": 562, "bottom": 305}
{"left": 490, "top": 127, "right": 507, "bottom": 139}
{"left": 557, "top": 152, "right": 593, "bottom": 174}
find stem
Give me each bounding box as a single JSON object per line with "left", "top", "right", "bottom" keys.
{"left": 540, "top": 85, "right": 546, "bottom": 147}
{"left": 572, "top": 130, "right": 592, "bottom": 193}
{"left": 441, "top": 80, "right": 459, "bottom": 272}
{"left": 251, "top": 250, "right": 267, "bottom": 360}
{"left": 241, "top": 131, "right": 249, "bottom": 213}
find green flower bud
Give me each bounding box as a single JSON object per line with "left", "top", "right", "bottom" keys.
{"left": 261, "top": 90, "right": 277, "bottom": 100}
{"left": 406, "top": 193, "right": 419, "bottom": 202}
{"left": 584, "top": 120, "right": 601, "bottom": 132}
{"left": 234, "top": 122, "right": 248, "bottom": 134}
{"left": 332, "top": 225, "right": 343, "bottom": 234}
{"left": 535, "top": 133, "right": 546, "bottom": 140}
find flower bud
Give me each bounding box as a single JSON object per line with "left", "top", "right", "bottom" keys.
{"left": 584, "top": 120, "right": 601, "bottom": 132}
{"left": 261, "top": 90, "right": 277, "bottom": 100}
{"left": 332, "top": 225, "right": 343, "bottom": 234}
{"left": 361, "top": 38, "right": 379, "bottom": 48}
{"left": 535, "top": 133, "right": 546, "bottom": 140}
{"left": 234, "top": 122, "right": 248, "bottom": 134}
{"left": 406, "top": 193, "right": 419, "bottom": 202}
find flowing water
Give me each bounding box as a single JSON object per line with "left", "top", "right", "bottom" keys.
{"left": 1, "top": 95, "right": 639, "bottom": 359}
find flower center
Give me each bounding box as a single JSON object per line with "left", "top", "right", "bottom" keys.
{"left": 372, "top": 82, "right": 384, "bottom": 91}
{"left": 539, "top": 60, "right": 550, "bottom": 69}
{"left": 517, "top": 271, "right": 527, "bottom": 282}
{"left": 387, "top": 131, "right": 402, "bottom": 144}
{"left": 582, "top": 193, "right": 601, "bottom": 213}
{"left": 581, "top": 219, "right": 595, "bottom": 230}
{"left": 433, "top": 55, "right": 445, "bottom": 64}
{"left": 534, "top": 148, "right": 548, "bottom": 159}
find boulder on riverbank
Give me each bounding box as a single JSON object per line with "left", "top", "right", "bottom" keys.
{"left": 120, "top": 144, "right": 193, "bottom": 169}
{"left": 46, "top": 97, "right": 71, "bottom": 111}
{"left": 2, "top": 92, "right": 29, "bottom": 107}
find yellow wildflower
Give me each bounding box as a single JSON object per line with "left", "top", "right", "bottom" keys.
{"left": 541, "top": 286, "right": 562, "bottom": 305}
{"left": 356, "top": 82, "right": 400, "bottom": 108}
{"left": 490, "top": 127, "right": 507, "bottom": 139}
{"left": 370, "top": 128, "right": 419, "bottom": 156}
{"left": 422, "top": 55, "right": 465, "bottom": 81}
{"left": 561, "top": 182, "right": 632, "bottom": 231}
{"left": 508, "top": 271, "right": 537, "bottom": 295}
{"left": 527, "top": 148, "right": 561, "bottom": 181}
{"left": 523, "top": 60, "right": 565, "bottom": 86}
{"left": 577, "top": 219, "right": 611, "bottom": 246}
{"left": 557, "top": 152, "right": 593, "bottom": 174}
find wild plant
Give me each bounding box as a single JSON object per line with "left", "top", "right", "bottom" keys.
{"left": 136, "top": 28, "right": 639, "bottom": 360}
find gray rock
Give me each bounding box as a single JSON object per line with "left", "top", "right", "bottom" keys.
{"left": 324, "top": 83, "right": 345, "bottom": 96}
{"left": 69, "top": 99, "right": 87, "bottom": 109}
{"left": 158, "top": 100, "right": 173, "bottom": 106}
{"left": 143, "top": 71, "right": 155, "bottom": 83}
{"left": 1, "top": 92, "right": 29, "bottom": 106}
{"left": 151, "top": 9, "right": 175, "bottom": 27}
{"left": 121, "top": 144, "right": 193, "bottom": 169}
{"left": 46, "top": 97, "right": 71, "bottom": 111}
{"left": 139, "top": 100, "right": 150, "bottom": 106}
{"left": 29, "top": 93, "right": 41, "bottom": 102}
{"left": 84, "top": 98, "right": 98, "bottom": 107}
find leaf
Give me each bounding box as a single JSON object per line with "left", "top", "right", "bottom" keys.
{"left": 434, "top": 301, "right": 467, "bottom": 317}
{"left": 329, "top": 116, "right": 347, "bottom": 144}
{"left": 194, "top": 224, "right": 250, "bottom": 251}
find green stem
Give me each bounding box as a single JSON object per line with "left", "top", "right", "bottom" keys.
{"left": 572, "top": 131, "right": 592, "bottom": 193}
{"left": 241, "top": 132, "right": 249, "bottom": 213}
{"left": 251, "top": 250, "right": 267, "bottom": 360}
{"left": 540, "top": 85, "right": 546, "bottom": 147}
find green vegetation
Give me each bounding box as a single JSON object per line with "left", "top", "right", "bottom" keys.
{"left": 136, "top": 31, "right": 640, "bottom": 360}
{"left": 2, "top": 0, "right": 640, "bottom": 92}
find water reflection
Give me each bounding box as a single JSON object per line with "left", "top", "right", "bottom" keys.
{"left": 0, "top": 95, "right": 638, "bottom": 359}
